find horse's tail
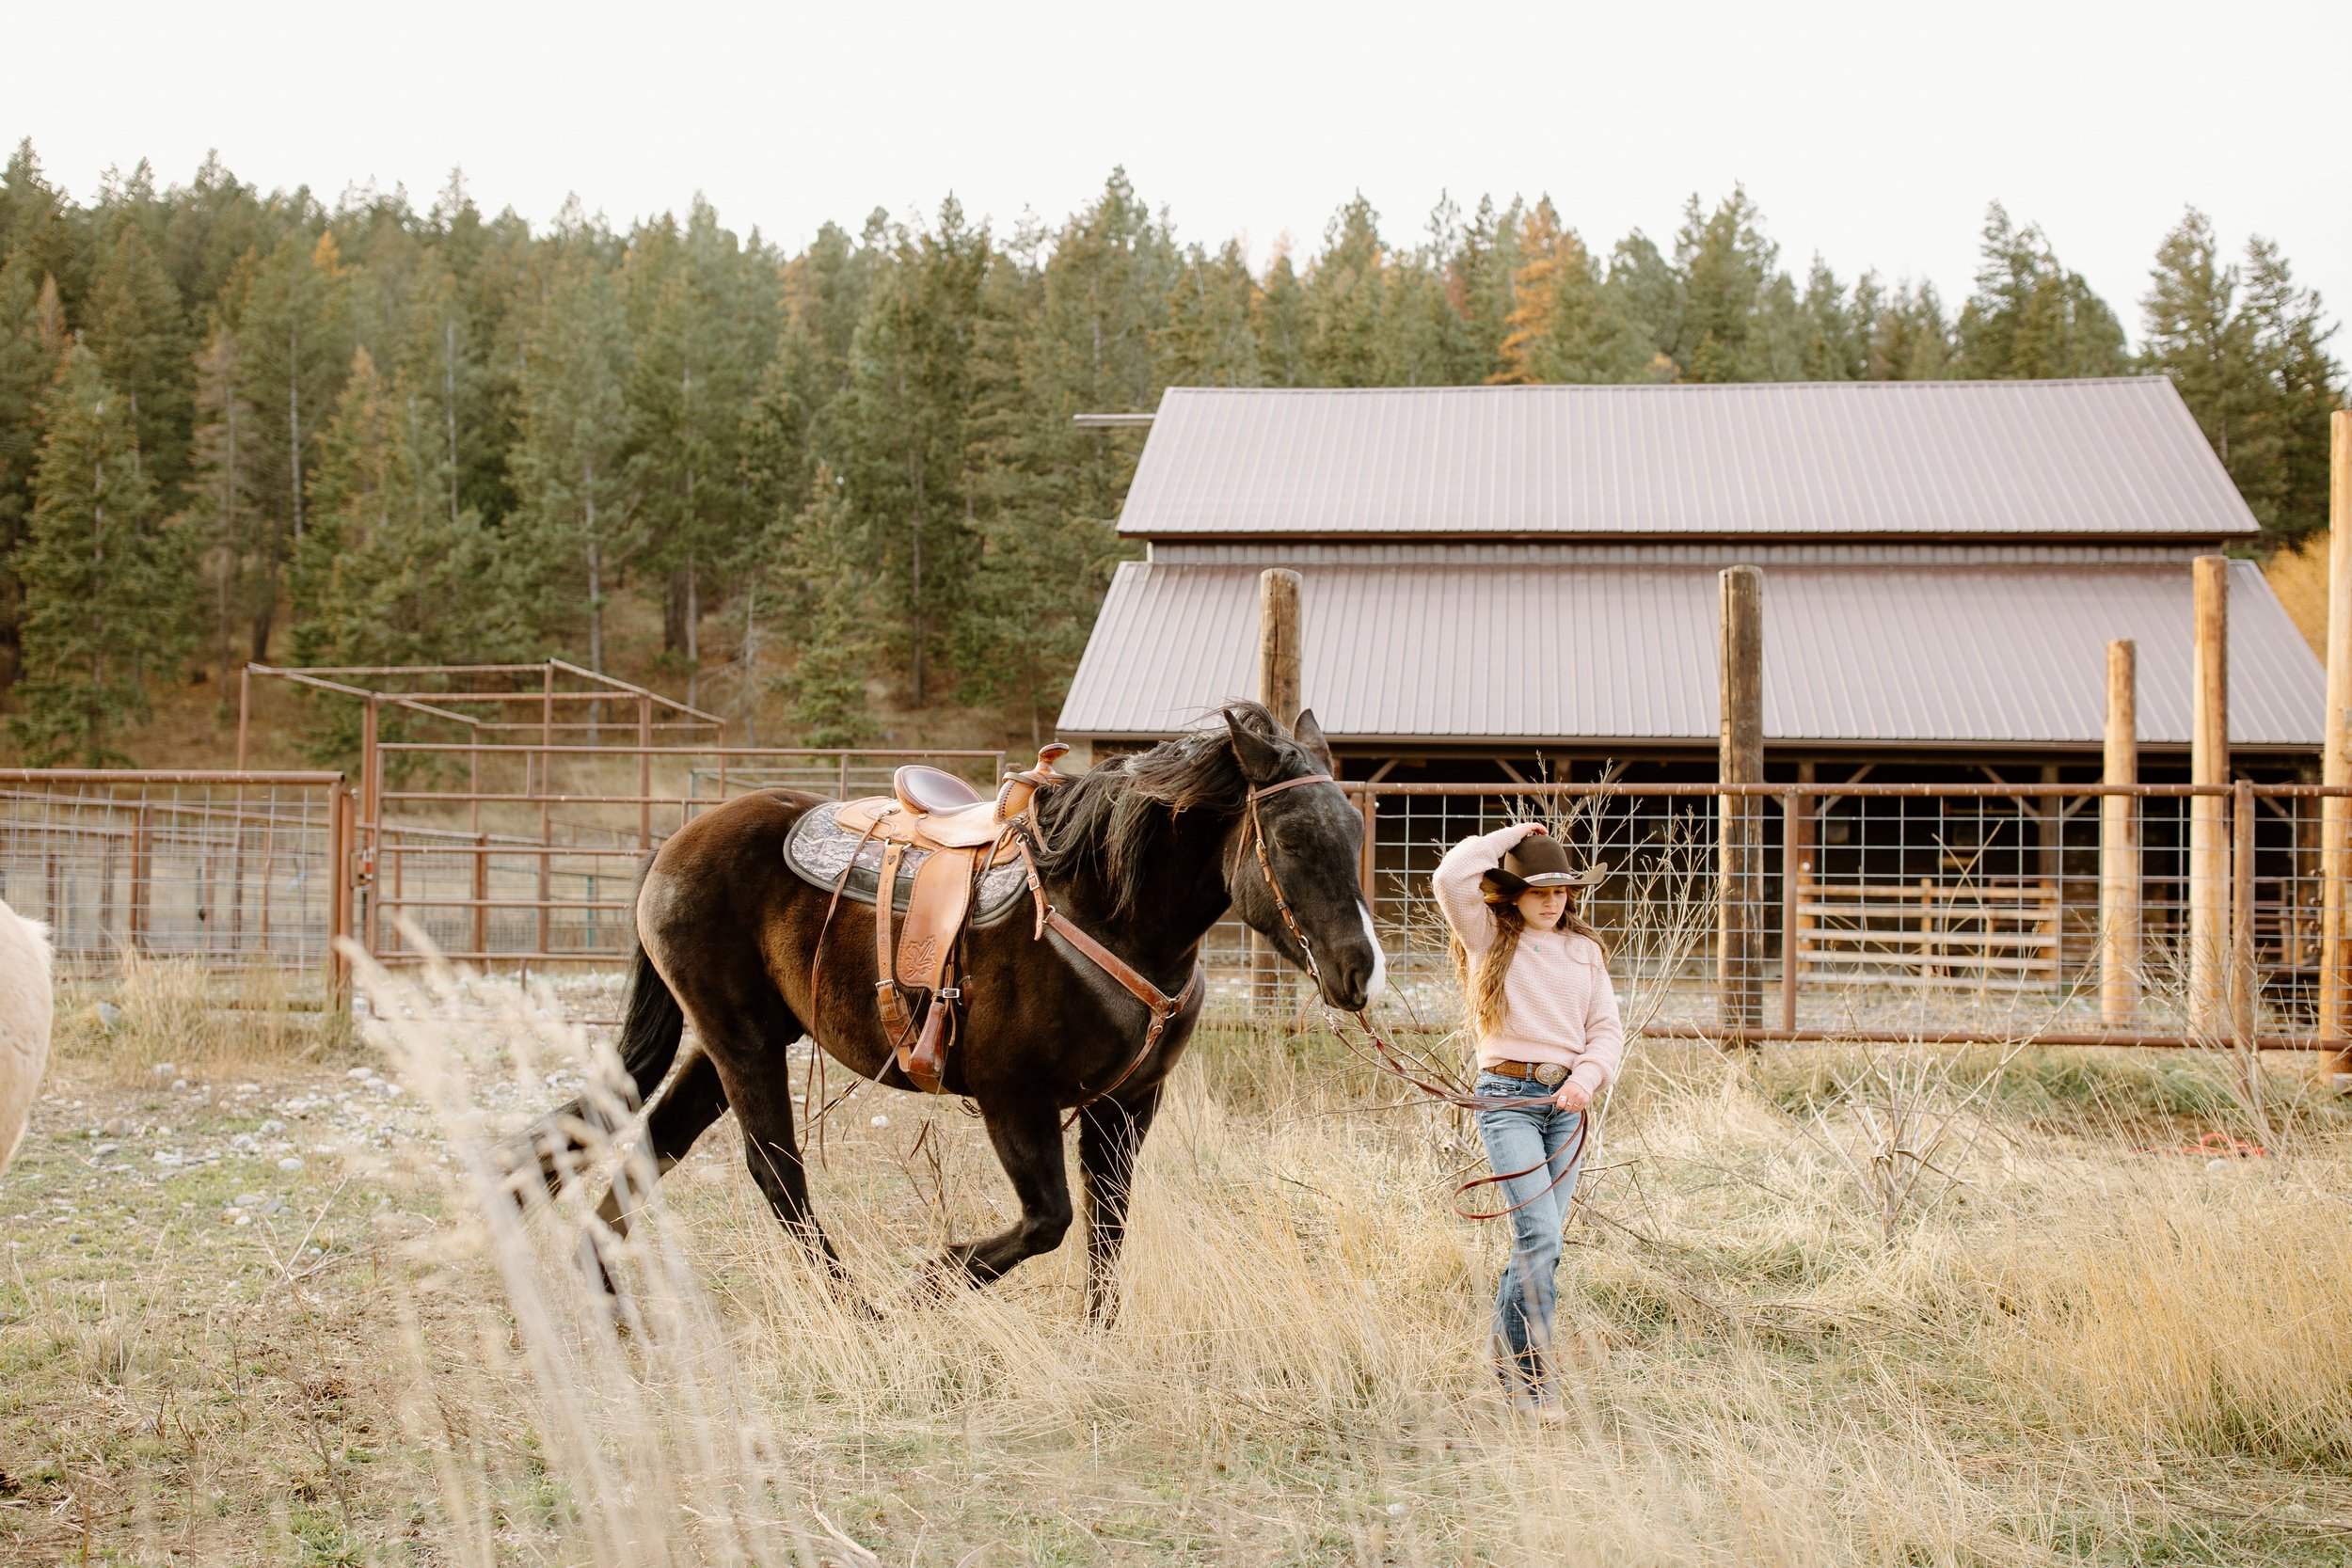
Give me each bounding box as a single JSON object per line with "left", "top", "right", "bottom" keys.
{"left": 518, "top": 942, "right": 685, "bottom": 1200}
{"left": 610, "top": 942, "right": 687, "bottom": 1104}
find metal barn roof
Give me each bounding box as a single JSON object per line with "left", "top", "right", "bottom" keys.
{"left": 1057, "top": 560, "right": 2322, "bottom": 749}
{"left": 1117, "top": 381, "right": 2262, "bottom": 542}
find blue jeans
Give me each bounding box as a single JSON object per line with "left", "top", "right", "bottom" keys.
{"left": 1471, "top": 1071, "right": 1588, "bottom": 1401}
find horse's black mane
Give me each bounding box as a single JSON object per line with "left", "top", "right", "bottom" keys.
{"left": 1034, "top": 702, "right": 1317, "bottom": 918}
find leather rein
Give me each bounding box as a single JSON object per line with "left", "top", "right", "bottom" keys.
{"left": 1244, "top": 772, "right": 1590, "bottom": 1222}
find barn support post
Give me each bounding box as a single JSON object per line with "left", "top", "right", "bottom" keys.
{"left": 2100, "top": 640, "right": 2141, "bottom": 1025}
{"left": 2323, "top": 410, "right": 2352, "bottom": 1073}
{"left": 2190, "top": 557, "right": 2231, "bottom": 1035}
{"left": 1258, "top": 568, "right": 1302, "bottom": 731}
{"left": 1718, "top": 565, "right": 1765, "bottom": 1038}
{"left": 1256, "top": 567, "right": 1302, "bottom": 1017}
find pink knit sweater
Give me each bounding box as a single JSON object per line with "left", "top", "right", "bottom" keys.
{"left": 1432, "top": 823, "right": 1627, "bottom": 1095}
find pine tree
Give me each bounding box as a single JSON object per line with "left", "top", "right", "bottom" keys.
{"left": 1952, "top": 203, "right": 2127, "bottom": 379}
{"left": 83, "top": 223, "right": 196, "bottom": 498}
{"left": 834, "top": 198, "right": 990, "bottom": 706}
{"left": 1798, "top": 259, "right": 1862, "bottom": 380}
{"left": 777, "top": 468, "right": 876, "bottom": 746}
{"left": 513, "top": 238, "right": 636, "bottom": 671}
{"left": 291, "top": 346, "right": 507, "bottom": 673}
{"left": 1253, "top": 243, "right": 1312, "bottom": 387}
{"left": 11, "top": 347, "right": 189, "bottom": 764}
{"left": 2239, "top": 238, "right": 2342, "bottom": 544}
{"left": 2142, "top": 210, "right": 2259, "bottom": 480}
{"left": 1157, "top": 239, "right": 1262, "bottom": 387}
{"left": 1865, "top": 280, "right": 1953, "bottom": 379}
{"left": 954, "top": 174, "right": 1165, "bottom": 737}
{"left": 219, "top": 226, "right": 352, "bottom": 659}
{"left": 0, "top": 142, "right": 84, "bottom": 314}
{"left": 1304, "top": 195, "right": 1386, "bottom": 387}
{"left": 0, "top": 252, "right": 63, "bottom": 676}
{"left": 1446, "top": 195, "right": 1527, "bottom": 381}
{"left": 625, "top": 198, "right": 779, "bottom": 698}
{"left": 2143, "top": 209, "right": 2346, "bottom": 544}
{"left": 1606, "top": 232, "right": 1681, "bottom": 377}
{"left": 183, "top": 326, "right": 262, "bottom": 684}
{"left": 1671, "top": 188, "right": 1782, "bottom": 382}
{"left": 1495, "top": 203, "right": 1643, "bottom": 385}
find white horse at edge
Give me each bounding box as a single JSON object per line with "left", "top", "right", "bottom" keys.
{"left": 0, "top": 898, "right": 53, "bottom": 1177}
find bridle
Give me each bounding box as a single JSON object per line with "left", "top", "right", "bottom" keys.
{"left": 1244, "top": 768, "right": 1592, "bottom": 1221}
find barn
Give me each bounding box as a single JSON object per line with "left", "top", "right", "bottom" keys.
{"left": 1058, "top": 380, "right": 2324, "bottom": 784}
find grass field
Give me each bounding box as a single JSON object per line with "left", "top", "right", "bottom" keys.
{"left": 6, "top": 959, "right": 2352, "bottom": 1565}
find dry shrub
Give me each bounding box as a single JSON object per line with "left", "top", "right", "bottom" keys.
{"left": 1980, "top": 1175, "right": 2352, "bottom": 1468}
{"left": 52, "top": 952, "right": 351, "bottom": 1080}
{"left": 2265, "top": 531, "right": 2329, "bottom": 658}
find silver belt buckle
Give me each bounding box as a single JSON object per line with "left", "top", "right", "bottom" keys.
{"left": 1533, "top": 1062, "right": 1569, "bottom": 1087}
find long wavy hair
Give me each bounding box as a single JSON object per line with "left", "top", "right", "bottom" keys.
{"left": 1452, "top": 890, "right": 1610, "bottom": 1038}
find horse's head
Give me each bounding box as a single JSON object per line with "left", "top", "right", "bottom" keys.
{"left": 1221, "top": 705, "right": 1389, "bottom": 1011}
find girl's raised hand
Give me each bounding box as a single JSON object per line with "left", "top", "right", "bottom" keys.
{"left": 1550, "top": 1079, "right": 1592, "bottom": 1113}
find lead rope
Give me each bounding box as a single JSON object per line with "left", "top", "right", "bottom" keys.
{"left": 1247, "top": 774, "right": 1595, "bottom": 1221}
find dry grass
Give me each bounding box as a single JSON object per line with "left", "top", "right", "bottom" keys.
{"left": 7, "top": 963, "right": 2352, "bottom": 1564}
{"left": 2265, "top": 531, "right": 2329, "bottom": 658}
{"left": 48, "top": 954, "right": 354, "bottom": 1083}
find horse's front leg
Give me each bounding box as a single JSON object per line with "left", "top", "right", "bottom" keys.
{"left": 1077, "top": 1085, "right": 1164, "bottom": 1327}
{"left": 921, "top": 1096, "right": 1072, "bottom": 1290}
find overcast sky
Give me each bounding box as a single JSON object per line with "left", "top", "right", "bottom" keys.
{"left": 13, "top": 2, "right": 2348, "bottom": 352}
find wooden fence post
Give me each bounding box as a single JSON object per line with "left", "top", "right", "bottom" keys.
{"left": 1255, "top": 568, "right": 1302, "bottom": 1016}
{"left": 326, "top": 782, "right": 352, "bottom": 1005}
{"left": 1719, "top": 565, "right": 1765, "bottom": 1037}
{"left": 2323, "top": 410, "right": 2352, "bottom": 1071}
{"left": 1258, "top": 568, "right": 1302, "bottom": 732}
{"left": 2190, "top": 557, "right": 2230, "bottom": 1034}
{"left": 2233, "top": 777, "right": 2257, "bottom": 1054}
{"left": 128, "top": 802, "right": 151, "bottom": 956}
{"left": 2101, "top": 639, "right": 2140, "bottom": 1024}
{"left": 1780, "top": 789, "right": 1803, "bottom": 1032}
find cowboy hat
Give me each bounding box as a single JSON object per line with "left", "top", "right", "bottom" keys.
{"left": 1480, "top": 832, "right": 1610, "bottom": 903}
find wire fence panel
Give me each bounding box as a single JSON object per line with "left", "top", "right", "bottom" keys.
{"left": 0, "top": 771, "right": 347, "bottom": 983}
{"left": 365, "top": 743, "right": 1004, "bottom": 965}
{"left": 1198, "top": 782, "right": 2345, "bottom": 1052}
{"left": 8, "top": 758, "right": 2332, "bottom": 1055}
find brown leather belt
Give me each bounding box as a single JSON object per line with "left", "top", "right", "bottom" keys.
{"left": 1486, "top": 1058, "right": 1570, "bottom": 1086}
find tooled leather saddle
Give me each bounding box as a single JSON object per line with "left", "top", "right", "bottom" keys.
{"left": 785, "top": 746, "right": 1071, "bottom": 1093}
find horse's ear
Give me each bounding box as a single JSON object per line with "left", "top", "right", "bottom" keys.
{"left": 1292, "top": 708, "right": 1336, "bottom": 772}
{"left": 1224, "top": 706, "right": 1285, "bottom": 784}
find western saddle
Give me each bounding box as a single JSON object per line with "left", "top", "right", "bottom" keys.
{"left": 827, "top": 746, "right": 1070, "bottom": 1093}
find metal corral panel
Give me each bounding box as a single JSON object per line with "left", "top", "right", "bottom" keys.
{"left": 1057, "top": 560, "right": 2321, "bottom": 749}
{"left": 1119, "top": 381, "right": 2262, "bottom": 542}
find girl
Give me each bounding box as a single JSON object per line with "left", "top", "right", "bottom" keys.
{"left": 1432, "top": 821, "right": 1624, "bottom": 1413}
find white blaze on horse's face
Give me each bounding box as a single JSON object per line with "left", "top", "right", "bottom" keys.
{"left": 1359, "top": 901, "right": 1390, "bottom": 1006}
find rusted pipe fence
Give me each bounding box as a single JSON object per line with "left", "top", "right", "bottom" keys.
{"left": 0, "top": 770, "right": 352, "bottom": 991}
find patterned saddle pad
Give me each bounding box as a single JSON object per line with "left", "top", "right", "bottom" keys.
{"left": 783, "top": 800, "right": 1031, "bottom": 927}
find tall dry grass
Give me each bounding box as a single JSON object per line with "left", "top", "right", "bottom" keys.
{"left": 2265, "top": 531, "right": 2328, "bottom": 658}
{"left": 50, "top": 951, "right": 351, "bottom": 1080}
{"left": 342, "top": 950, "right": 2352, "bottom": 1566}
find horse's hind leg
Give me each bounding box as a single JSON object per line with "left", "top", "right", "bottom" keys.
{"left": 1077, "top": 1085, "right": 1164, "bottom": 1327}
{"left": 596, "top": 1048, "right": 729, "bottom": 1237}
{"left": 690, "top": 999, "right": 857, "bottom": 1292}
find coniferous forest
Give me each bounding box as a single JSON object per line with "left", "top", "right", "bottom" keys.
{"left": 0, "top": 141, "right": 2340, "bottom": 765}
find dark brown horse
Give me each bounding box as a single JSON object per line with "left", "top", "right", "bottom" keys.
{"left": 532, "top": 703, "right": 1384, "bottom": 1322}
